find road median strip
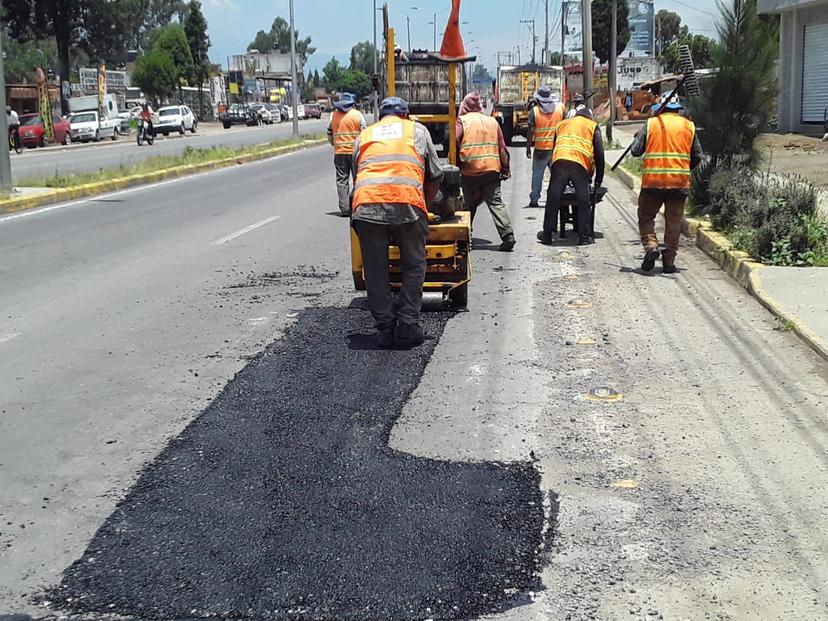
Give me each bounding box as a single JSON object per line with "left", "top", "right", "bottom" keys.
{"left": 612, "top": 165, "right": 828, "bottom": 362}
{"left": 0, "top": 136, "right": 326, "bottom": 216}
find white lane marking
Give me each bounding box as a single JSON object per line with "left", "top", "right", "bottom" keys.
{"left": 0, "top": 332, "right": 20, "bottom": 344}
{"left": 0, "top": 145, "right": 320, "bottom": 226}
{"left": 211, "top": 216, "right": 280, "bottom": 246}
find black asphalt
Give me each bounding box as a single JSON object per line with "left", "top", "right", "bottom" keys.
{"left": 50, "top": 307, "right": 545, "bottom": 620}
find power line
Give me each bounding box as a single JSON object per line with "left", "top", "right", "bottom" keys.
{"left": 664, "top": 0, "right": 717, "bottom": 17}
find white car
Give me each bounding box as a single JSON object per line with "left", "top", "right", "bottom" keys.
{"left": 265, "top": 104, "right": 282, "bottom": 123}
{"left": 153, "top": 105, "right": 197, "bottom": 136}
{"left": 282, "top": 104, "right": 306, "bottom": 121}
{"left": 250, "top": 103, "right": 274, "bottom": 124}
{"left": 68, "top": 111, "right": 119, "bottom": 142}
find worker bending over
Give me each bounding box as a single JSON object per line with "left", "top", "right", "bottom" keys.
{"left": 456, "top": 92, "right": 516, "bottom": 252}
{"left": 538, "top": 106, "right": 605, "bottom": 245}
{"left": 351, "top": 97, "right": 443, "bottom": 347}
{"left": 526, "top": 85, "right": 566, "bottom": 207}
{"left": 328, "top": 93, "right": 367, "bottom": 216}
{"left": 630, "top": 93, "right": 702, "bottom": 273}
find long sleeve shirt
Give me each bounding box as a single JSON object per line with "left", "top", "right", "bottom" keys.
{"left": 630, "top": 115, "right": 704, "bottom": 169}
{"left": 552, "top": 121, "right": 605, "bottom": 186}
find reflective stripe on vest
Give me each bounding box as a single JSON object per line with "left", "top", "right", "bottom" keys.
{"left": 641, "top": 113, "right": 695, "bottom": 190}
{"left": 352, "top": 117, "right": 427, "bottom": 213}
{"left": 552, "top": 115, "right": 597, "bottom": 173}
{"left": 533, "top": 103, "right": 565, "bottom": 150}
{"left": 459, "top": 112, "right": 501, "bottom": 175}
{"left": 331, "top": 109, "right": 362, "bottom": 155}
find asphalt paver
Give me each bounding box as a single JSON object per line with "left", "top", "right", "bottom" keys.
{"left": 49, "top": 308, "right": 544, "bottom": 620}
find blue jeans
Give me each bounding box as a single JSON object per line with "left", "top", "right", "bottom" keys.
{"left": 530, "top": 150, "right": 553, "bottom": 204}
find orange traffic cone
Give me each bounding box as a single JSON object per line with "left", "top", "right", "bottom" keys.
{"left": 439, "top": 0, "right": 467, "bottom": 60}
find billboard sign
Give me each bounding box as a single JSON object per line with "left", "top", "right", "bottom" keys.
{"left": 627, "top": 0, "right": 655, "bottom": 57}
{"left": 563, "top": 1, "right": 582, "bottom": 55}
{"left": 617, "top": 57, "right": 661, "bottom": 90}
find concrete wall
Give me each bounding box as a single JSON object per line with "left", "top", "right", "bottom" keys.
{"left": 776, "top": 3, "right": 828, "bottom": 133}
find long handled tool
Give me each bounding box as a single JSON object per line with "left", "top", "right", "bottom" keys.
{"left": 611, "top": 45, "right": 701, "bottom": 171}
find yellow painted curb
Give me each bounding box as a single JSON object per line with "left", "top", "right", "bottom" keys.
{"left": 689, "top": 223, "right": 828, "bottom": 363}
{"left": 0, "top": 139, "right": 326, "bottom": 215}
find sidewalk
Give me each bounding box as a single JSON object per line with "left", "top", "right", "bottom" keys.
{"left": 607, "top": 123, "right": 828, "bottom": 361}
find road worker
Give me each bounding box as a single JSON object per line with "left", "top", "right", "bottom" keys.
{"left": 537, "top": 106, "right": 605, "bottom": 246}
{"left": 328, "top": 92, "right": 367, "bottom": 216}
{"left": 630, "top": 93, "right": 703, "bottom": 273}
{"left": 351, "top": 97, "right": 443, "bottom": 347}
{"left": 456, "top": 92, "right": 515, "bottom": 251}
{"left": 526, "top": 85, "right": 566, "bottom": 207}
{"left": 565, "top": 93, "right": 586, "bottom": 119}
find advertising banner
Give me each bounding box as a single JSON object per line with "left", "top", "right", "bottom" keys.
{"left": 36, "top": 67, "right": 55, "bottom": 142}
{"left": 97, "top": 64, "right": 107, "bottom": 116}
{"left": 617, "top": 56, "right": 661, "bottom": 90}
{"left": 627, "top": 0, "right": 655, "bottom": 57}
{"left": 563, "top": 1, "right": 582, "bottom": 55}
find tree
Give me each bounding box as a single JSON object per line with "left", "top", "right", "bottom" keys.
{"left": 687, "top": 0, "right": 778, "bottom": 159}
{"left": 338, "top": 70, "right": 372, "bottom": 98}
{"left": 591, "top": 0, "right": 630, "bottom": 65}
{"left": 349, "top": 41, "right": 377, "bottom": 74}
{"left": 132, "top": 49, "right": 178, "bottom": 106}
{"left": 660, "top": 33, "right": 716, "bottom": 73}
{"left": 655, "top": 10, "right": 687, "bottom": 51}
{"left": 153, "top": 23, "right": 194, "bottom": 99}
{"left": 471, "top": 64, "right": 491, "bottom": 83}
{"left": 322, "top": 58, "right": 345, "bottom": 91}
{"left": 120, "top": 0, "right": 186, "bottom": 53}
{"left": 184, "top": 0, "right": 211, "bottom": 118}
{"left": 313, "top": 69, "right": 321, "bottom": 86}
{"left": 247, "top": 17, "right": 316, "bottom": 64}
{"left": 1, "top": 35, "right": 58, "bottom": 84}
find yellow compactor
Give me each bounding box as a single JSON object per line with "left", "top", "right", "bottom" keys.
{"left": 350, "top": 4, "right": 472, "bottom": 308}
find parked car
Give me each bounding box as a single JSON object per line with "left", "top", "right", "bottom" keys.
{"left": 250, "top": 103, "right": 274, "bottom": 124}
{"left": 219, "top": 103, "right": 260, "bottom": 129}
{"left": 67, "top": 110, "right": 119, "bottom": 142}
{"left": 265, "top": 103, "right": 282, "bottom": 123}
{"left": 304, "top": 103, "right": 322, "bottom": 119}
{"left": 281, "top": 103, "right": 306, "bottom": 121}
{"left": 154, "top": 105, "right": 197, "bottom": 136}
{"left": 18, "top": 113, "right": 72, "bottom": 147}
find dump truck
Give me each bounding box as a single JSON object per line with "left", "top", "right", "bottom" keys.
{"left": 492, "top": 64, "right": 565, "bottom": 144}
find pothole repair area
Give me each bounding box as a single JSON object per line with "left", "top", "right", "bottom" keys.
{"left": 48, "top": 307, "right": 545, "bottom": 621}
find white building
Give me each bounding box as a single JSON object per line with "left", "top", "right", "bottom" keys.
{"left": 759, "top": 0, "right": 828, "bottom": 133}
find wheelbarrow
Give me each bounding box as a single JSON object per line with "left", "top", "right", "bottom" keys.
{"left": 558, "top": 183, "right": 608, "bottom": 237}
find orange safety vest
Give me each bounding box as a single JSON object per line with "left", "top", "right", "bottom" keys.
{"left": 459, "top": 112, "right": 501, "bottom": 175}
{"left": 352, "top": 117, "right": 427, "bottom": 213}
{"left": 331, "top": 108, "right": 363, "bottom": 155}
{"left": 552, "top": 115, "right": 597, "bottom": 173}
{"left": 533, "top": 103, "right": 565, "bottom": 150}
{"left": 641, "top": 113, "right": 695, "bottom": 190}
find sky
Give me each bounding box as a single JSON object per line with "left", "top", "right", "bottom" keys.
{"left": 201, "top": 0, "right": 722, "bottom": 74}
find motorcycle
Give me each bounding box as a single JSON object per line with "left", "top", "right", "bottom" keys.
{"left": 8, "top": 126, "right": 22, "bottom": 154}
{"left": 136, "top": 119, "right": 155, "bottom": 146}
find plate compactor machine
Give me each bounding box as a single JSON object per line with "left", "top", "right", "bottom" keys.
{"left": 350, "top": 0, "right": 475, "bottom": 308}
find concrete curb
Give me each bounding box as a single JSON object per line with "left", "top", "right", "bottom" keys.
{"left": 612, "top": 166, "right": 828, "bottom": 362}
{"left": 0, "top": 138, "right": 326, "bottom": 215}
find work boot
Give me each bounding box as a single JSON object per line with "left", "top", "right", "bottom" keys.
{"left": 641, "top": 246, "right": 660, "bottom": 272}
{"left": 394, "top": 321, "right": 425, "bottom": 347}
{"left": 662, "top": 263, "right": 677, "bottom": 274}
{"left": 376, "top": 322, "right": 396, "bottom": 348}
{"left": 577, "top": 235, "right": 594, "bottom": 245}
{"left": 536, "top": 230, "right": 553, "bottom": 245}
{"left": 499, "top": 235, "right": 516, "bottom": 252}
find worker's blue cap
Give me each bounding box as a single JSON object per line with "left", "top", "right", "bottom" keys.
{"left": 379, "top": 96, "right": 410, "bottom": 118}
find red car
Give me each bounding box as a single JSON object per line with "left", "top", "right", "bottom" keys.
{"left": 303, "top": 103, "right": 322, "bottom": 119}
{"left": 18, "top": 113, "right": 72, "bottom": 148}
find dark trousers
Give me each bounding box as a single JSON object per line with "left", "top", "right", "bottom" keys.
{"left": 544, "top": 160, "right": 591, "bottom": 236}
{"left": 354, "top": 216, "right": 429, "bottom": 326}
{"left": 334, "top": 154, "right": 353, "bottom": 215}
{"left": 638, "top": 189, "right": 687, "bottom": 265}
{"left": 461, "top": 172, "right": 514, "bottom": 242}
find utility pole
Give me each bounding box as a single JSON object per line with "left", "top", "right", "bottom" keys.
{"left": 373, "top": 0, "right": 379, "bottom": 122}
{"left": 561, "top": 0, "right": 566, "bottom": 68}
{"left": 544, "top": 0, "right": 549, "bottom": 65}
{"left": 581, "top": 0, "right": 593, "bottom": 106}
{"left": 608, "top": 0, "right": 617, "bottom": 142}
{"left": 289, "top": 0, "right": 299, "bottom": 138}
{"left": 0, "top": 29, "right": 12, "bottom": 193}
{"left": 433, "top": 13, "right": 437, "bottom": 50}
{"left": 406, "top": 15, "right": 411, "bottom": 52}
{"left": 520, "top": 19, "right": 536, "bottom": 64}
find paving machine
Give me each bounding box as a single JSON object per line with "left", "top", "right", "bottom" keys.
{"left": 350, "top": 1, "right": 473, "bottom": 308}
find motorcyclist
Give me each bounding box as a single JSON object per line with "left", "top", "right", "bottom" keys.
{"left": 6, "top": 106, "right": 21, "bottom": 148}
{"left": 139, "top": 103, "right": 154, "bottom": 137}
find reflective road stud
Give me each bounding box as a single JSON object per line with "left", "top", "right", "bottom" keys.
{"left": 586, "top": 387, "right": 623, "bottom": 402}
{"left": 576, "top": 338, "right": 597, "bottom": 345}
{"left": 567, "top": 299, "right": 593, "bottom": 309}
{"left": 611, "top": 479, "right": 638, "bottom": 489}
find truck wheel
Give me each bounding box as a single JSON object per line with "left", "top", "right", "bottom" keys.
{"left": 179, "top": 123, "right": 185, "bottom": 136}
{"left": 190, "top": 121, "right": 197, "bottom": 134}
{"left": 94, "top": 130, "right": 100, "bottom": 142}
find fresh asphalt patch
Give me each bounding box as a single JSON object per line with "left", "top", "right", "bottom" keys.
{"left": 48, "top": 307, "right": 545, "bottom": 620}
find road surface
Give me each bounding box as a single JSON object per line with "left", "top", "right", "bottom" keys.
{"left": 7, "top": 118, "right": 329, "bottom": 182}
{"left": 0, "top": 144, "right": 826, "bottom": 620}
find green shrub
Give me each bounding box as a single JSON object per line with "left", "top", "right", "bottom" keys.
{"left": 705, "top": 159, "right": 761, "bottom": 230}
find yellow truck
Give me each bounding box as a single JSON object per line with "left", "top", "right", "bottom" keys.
{"left": 492, "top": 64, "right": 565, "bottom": 145}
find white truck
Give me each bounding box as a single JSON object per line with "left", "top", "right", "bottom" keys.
{"left": 67, "top": 95, "right": 121, "bottom": 142}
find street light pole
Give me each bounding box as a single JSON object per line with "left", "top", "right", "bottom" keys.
{"left": 373, "top": 0, "right": 379, "bottom": 122}
{"left": 289, "top": 0, "right": 299, "bottom": 138}
{"left": 406, "top": 15, "right": 411, "bottom": 52}
{"left": 581, "top": 0, "right": 593, "bottom": 105}
{"left": 0, "top": 29, "right": 13, "bottom": 193}
{"left": 544, "top": 0, "right": 549, "bottom": 65}
{"left": 433, "top": 12, "right": 437, "bottom": 50}
{"left": 608, "top": 0, "right": 617, "bottom": 142}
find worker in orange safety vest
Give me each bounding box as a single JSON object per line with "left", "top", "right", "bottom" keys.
{"left": 630, "top": 93, "right": 703, "bottom": 273}
{"left": 526, "top": 85, "right": 566, "bottom": 207}
{"left": 327, "top": 92, "right": 367, "bottom": 216}
{"left": 351, "top": 97, "right": 444, "bottom": 348}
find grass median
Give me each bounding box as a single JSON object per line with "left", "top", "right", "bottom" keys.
{"left": 17, "top": 134, "right": 325, "bottom": 189}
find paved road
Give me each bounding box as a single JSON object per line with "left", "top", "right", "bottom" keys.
{"left": 0, "top": 145, "right": 826, "bottom": 620}
{"left": 7, "top": 118, "right": 329, "bottom": 182}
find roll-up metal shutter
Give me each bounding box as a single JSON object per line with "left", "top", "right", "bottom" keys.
{"left": 802, "top": 23, "right": 828, "bottom": 123}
